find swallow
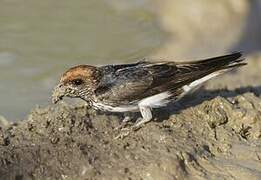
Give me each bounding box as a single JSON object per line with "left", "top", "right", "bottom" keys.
{"left": 52, "top": 52, "right": 246, "bottom": 129}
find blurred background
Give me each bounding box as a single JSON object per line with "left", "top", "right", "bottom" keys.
{"left": 0, "top": 0, "right": 261, "bottom": 121}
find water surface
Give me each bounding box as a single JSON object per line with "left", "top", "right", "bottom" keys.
{"left": 0, "top": 0, "right": 166, "bottom": 120}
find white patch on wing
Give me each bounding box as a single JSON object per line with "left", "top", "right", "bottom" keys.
{"left": 138, "top": 91, "right": 172, "bottom": 108}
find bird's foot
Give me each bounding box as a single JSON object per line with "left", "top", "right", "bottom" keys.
{"left": 115, "top": 116, "right": 132, "bottom": 130}
{"left": 114, "top": 118, "right": 146, "bottom": 139}
{"left": 133, "top": 118, "right": 148, "bottom": 129}
{"left": 114, "top": 127, "right": 132, "bottom": 139}
{"left": 114, "top": 126, "right": 140, "bottom": 139}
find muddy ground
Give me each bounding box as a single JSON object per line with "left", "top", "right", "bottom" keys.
{"left": 0, "top": 54, "right": 261, "bottom": 180}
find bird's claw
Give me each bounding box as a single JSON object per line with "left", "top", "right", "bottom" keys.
{"left": 115, "top": 116, "right": 132, "bottom": 130}
{"left": 114, "top": 127, "right": 132, "bottom": 139}
{"left": 114, "top": 123, "right": 144, "bottom": 139}
{"left": 115, "top": 122, "right": 128, "bottom": 130}
{"left": 114, "top": 116, "right": 149, "bottom": 139}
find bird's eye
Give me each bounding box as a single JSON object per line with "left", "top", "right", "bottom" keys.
{"left": 72, "top": 79, "right": 84, "bottom": 86}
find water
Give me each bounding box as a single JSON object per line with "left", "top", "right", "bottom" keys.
{"left": 0, "top": 0, "right": 166, "bottom": 120}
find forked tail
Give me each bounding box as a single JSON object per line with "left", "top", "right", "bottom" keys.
{"left": 176, "top": 52, "right": 246, "bottom": 93}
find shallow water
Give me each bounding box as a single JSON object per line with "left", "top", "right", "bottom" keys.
{"left": 0, "top": 0, "right": 166, "bottom": 120}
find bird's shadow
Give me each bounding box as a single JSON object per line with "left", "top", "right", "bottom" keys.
{"left": 153, "top": 85, "right": 261, "bottom": 123}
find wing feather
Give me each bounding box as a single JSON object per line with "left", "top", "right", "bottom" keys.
{"left": 94, "top": 52, "right": 245, "bottom": 104}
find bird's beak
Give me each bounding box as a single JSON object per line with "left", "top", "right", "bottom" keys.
{"left": 52, "top": 83, "right": 66, "bottom": 104}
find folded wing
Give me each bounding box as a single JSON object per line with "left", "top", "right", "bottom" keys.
{"left": 95, "top": 52, "right": 245, "bottom": 104}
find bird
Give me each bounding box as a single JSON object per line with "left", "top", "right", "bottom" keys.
{"left": 52, "top": 52, "right": 246, "bottom": 130}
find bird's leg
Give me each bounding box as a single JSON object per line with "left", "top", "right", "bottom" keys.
{"left": 122, "top": 115, "right": 132, "bottom": 123}
{"left": 115, "top": 112, "right": 133, "bottom": 130}
{"left": 133, "top": 106, "right": 152, "bottom": 129}
{"left": 114, "top": 107, "right": 152, "bottom": 139}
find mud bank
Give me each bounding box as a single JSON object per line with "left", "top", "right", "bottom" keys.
{"left": 0, "top": 55, "right": 261, "bottom": 180}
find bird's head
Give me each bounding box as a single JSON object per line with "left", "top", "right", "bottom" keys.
{"left": 52, "top": 65, "right": 100, "bottom": 104}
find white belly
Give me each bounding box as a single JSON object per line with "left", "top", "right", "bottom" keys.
{"left": 92, "top": 91, "right": 172, "bottom": 112}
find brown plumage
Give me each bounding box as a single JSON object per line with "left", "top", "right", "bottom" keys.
{"left": 52, "top": 52, "right": 246, "bottom": 129}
